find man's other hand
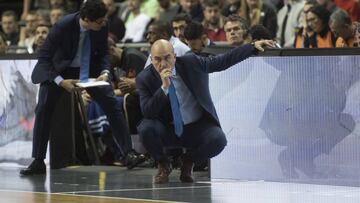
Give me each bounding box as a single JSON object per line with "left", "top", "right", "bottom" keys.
{"left": 60, "top": 79, "right": 79, "bottom": 92}
{"left": 254, "top": 40, "right": 275, "bottom": 52}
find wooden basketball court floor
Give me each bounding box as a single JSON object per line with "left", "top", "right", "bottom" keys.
{"left": 1, "top": 165, "right": 360, "bottom": 203}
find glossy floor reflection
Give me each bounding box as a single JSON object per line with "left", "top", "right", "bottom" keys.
{"left": 0, "top": 165, "right": 360, "bottom": 202}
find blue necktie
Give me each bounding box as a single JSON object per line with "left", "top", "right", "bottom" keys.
{"left": 169, "top": 80, "right": 183, "bottom": 137}
{"left": 80, "top": 31, "right": 90, "bottom": 82}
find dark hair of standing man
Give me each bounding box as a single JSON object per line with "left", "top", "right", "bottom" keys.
{"left": 80, "top": 0, "right": 108, "bottom": 21}
{"left": 184, "top": 21, "right": 205, "bottom": 40}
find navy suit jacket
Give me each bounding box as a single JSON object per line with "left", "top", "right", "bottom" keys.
{"left": 31, "top": 12, "right": 110, "bottom": 84}
{"left": 136, "top": 44, "right": 256, "bottom": 127}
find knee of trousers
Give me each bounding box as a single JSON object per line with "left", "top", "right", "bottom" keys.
{"left": 137, "top": 119, "right": 165, "bottom": 141}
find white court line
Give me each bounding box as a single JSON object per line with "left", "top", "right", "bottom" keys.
{"left": 0, "top": 189, "right": 183, "bottom": 203}
{"left": 56, "top": 185, "right": 212, "bottom": 194}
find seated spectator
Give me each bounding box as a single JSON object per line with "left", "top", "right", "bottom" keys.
{"left": 145, "top": 20, "right": 190, "bottom": 67}
{"left": 329, "top": 9, "right": 360, "bottom": 47}
{"left": 122, "top": 0, "right": 151, "bottom": 42}
{"left": 238, "top": 0, "right": 278, "bottom": 38}
{"left": 202, "top": 0, "right": 226, "bottom": 42}
{"left": 178, "top": 0, "right": 204, "bottom": 22}
{"left": 171, "top": 13, "right": 191, "bottom": 44}
{"left": 0, "top": 10, "right": 19, "bottom": 46}
{"left": 33, "top": 24, "right": 50, "bottom": 53}
{"left": 184, "top": 21, "right": 214, "bottom": 55}
{"left": 103, "top": 0, "right": 126, "bottom": 41}
{"left": 224, "top": 14, "right": 251, "bottom": 46}
{"left": 50, "top": 8, "right": 65, "bottom": 25}
{"left": 299, "top": 5, "right": 335, "bottom": 48}
{"left": 276, "top": 0, "right": 305, "bottom": 48}
{"left": 295, "top": 0, "right": 318, "bottom": 48}
{"left": 18, "top": 11, "right": 39, "bottom": 53}
{"left": 157, "top": 0, "right": 180, "bottom": 23}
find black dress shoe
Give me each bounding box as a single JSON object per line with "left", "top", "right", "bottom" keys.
{"left": 20, "top": 160, "right": 46, "bottom": 176}
{"left": 125, "top": 152, "right": 146, "bottom": 169}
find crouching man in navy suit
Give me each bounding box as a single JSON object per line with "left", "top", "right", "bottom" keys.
{"left": 136, "top": 39, "right": 274, "bottom": 184}
{"left": 20, "top": 0, "right": 144, "bottom": 176}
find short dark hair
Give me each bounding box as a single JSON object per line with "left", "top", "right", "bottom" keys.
{"left": 224, "top": 14, "right": 249, "bottom": 31}
{"left": 184, "top": 21, "right": 205, "bottom": 40}
{"left": 80, "top": 0, "right": 107, "bottom": 21}
{"left": 1, "top": 10, "right": 18, "bottom": 21}
{"left": 149, "top": 20, "right": 172, "bottom": 39}
{"left": 202, "top": 0, "right": 220, "bottom": 9}
{"left": 249, "top": 25, "right": 272, "bottom": 40}
{"left": 171, "top": 13, "right": 191, "bottom": 24}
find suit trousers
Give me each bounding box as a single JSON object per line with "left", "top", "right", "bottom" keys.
{"left": 32, "top": 69, "right": 132, "bottom": 160}
{"left": 137, "top": 115, "right": 227, "bottom": 163}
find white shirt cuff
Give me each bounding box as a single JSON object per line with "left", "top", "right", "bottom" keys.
{"left": 54, "top": 76, "right": 64, "bottom": 86}
{"left": 161, "top": 86, "right": 169, "bottom": 95}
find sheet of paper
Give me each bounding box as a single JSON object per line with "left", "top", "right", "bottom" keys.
{"left": 76, "top": 79, "right": 110, "bottom": 88}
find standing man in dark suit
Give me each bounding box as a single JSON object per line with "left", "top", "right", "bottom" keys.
{"left": 136, "top": 39, "right": 274, "bottom": 184}
{"left": 20, "top": 0, "right": 142, "bottom": 176}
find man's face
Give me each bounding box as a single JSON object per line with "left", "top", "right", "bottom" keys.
{"left": 128, "top": 0, "right": 140, "bottom": 12}
{"left": 85, "top": 17, "right": 107, "bottom": 31}
{"left": 224, "top": 21, "right": 245, "bottom": 45}
{"left": 1, "top": 16, "right": 17, "bottom": 35}
{"left": 103, "top": 0, "right": 115, "bottom": 15}
{"left": 172, "top": 20, "right": 187, "bottom": 42}
{"left": 25, "top": 14, "right": 38, "bottom": 34}
{"left": 180, "top": 0, "right": 199, "bottom": 13}
{"left": 203, "top": 6, "right": 220, "bottom": 26}
{"left": 186, "top": 35, "right": 207, "bottom": 53}
{"left": 35, "top": 26, "right": 49, "bottom": 47}
{"left": 151, "top": 46, "right": 176, "bottom": 73}
{"left": 50, "top": 9, "right": 64, "bottom": 25}
{"left": 146, "top": 25, "right": 165, "bottom": 45}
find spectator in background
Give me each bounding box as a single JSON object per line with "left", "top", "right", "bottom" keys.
{"left": 122, "top": 0, "right": 151, "bottom": 42}
{"left": 0, "top": 10, "right": 19, "bottom": 46}
{"left": 276, "top": 0, "right": 305, "bottom": 48}
{"left": 171, "top": 13, "right": 191, "bottom": 44}
{"left": 144, "top": 20, "right": 190, "bottom": 67}
{"left": 32, "top": 24, "right": 50, "bottom": 53}
{"left": 18, "top": 11, "right": 39, "bottom": 53}
{"left": 202, "top": 0, "right": 227, "bottom": 42}
{"left": 50, "top": 8, "right": 65, "bottom": 25}
{"left": 184, "top": 21, "right": 214, "bottom": 55}
{"left": 329, "top": 9, "right": 360, "bottom": 47}
{"left": 157, "top": 0, "right": 180, "bottom": 22}
{"left": 224, "top": 14, "right": 251, "bottom": 46}
{"left": 179, "top": 0, "right": 204, "bottom": 22}
{"left": 103, "top": 0, "right": 126, "bottom": 41}
{"left": 238, "top": 0, "right": 278, "bottom": 38}
{"left": 333, "top": 0, "right": 360, "bottom": 21}
{"left": 295, "top": 0, "right": 318, "bottom": 48}
{"left": 302, "top": 5, "right": 335, "bottom": 47}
